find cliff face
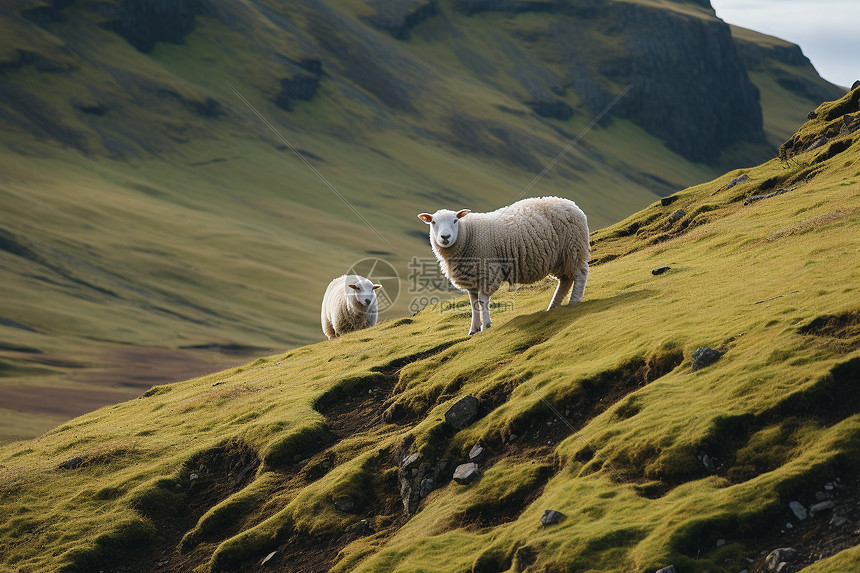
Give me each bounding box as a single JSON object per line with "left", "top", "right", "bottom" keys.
{"left": 607, "top": 2, "right": 765, "bottom": 162}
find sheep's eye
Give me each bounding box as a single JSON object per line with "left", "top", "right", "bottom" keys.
{"left": 431, "top": 221, "right": 436, "bottom": 225}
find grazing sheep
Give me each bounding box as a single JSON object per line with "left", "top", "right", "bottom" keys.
{"left": 418, "top": 196, "right": 590, "bottom": 335}
{"left": 321, "top": 275, "right": 381, "bottom": 339}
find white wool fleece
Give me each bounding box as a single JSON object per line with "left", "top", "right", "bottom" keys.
{"left": 419, "top": 196, "right": 590, "bottom": 334}
{"left": 320, "top": 274, "right": 380, "bottom": 339}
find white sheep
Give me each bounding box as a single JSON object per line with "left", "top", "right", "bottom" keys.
{"left": 418, "top": 196, "right": 590, "bottom": 335}
{"left": 321, "top": 275, "right": 381, "bottom": 339}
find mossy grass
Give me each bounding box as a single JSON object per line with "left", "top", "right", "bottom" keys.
{"left": 1, "top": 88, "right": 859, "bottom": 571}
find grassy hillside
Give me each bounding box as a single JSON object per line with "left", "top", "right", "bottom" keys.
{"left": 0, "top": 0, "right": 843, "bottom": 442}
{"left": 1, "top": 87, "right": 858, "bottom": 572}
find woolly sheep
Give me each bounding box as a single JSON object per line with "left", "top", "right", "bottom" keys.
{"left": 321, "top": 274, "right": 381, "bottom": 339}
{"left": 418, "top": 196, "right": 590, "bottom": 335}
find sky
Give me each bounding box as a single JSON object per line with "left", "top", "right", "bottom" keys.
{"left": 710, "top": 0, "right": 859, "bottom": 88}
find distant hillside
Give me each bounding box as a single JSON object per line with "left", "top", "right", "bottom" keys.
{"left": 0, "top": 86, "right": 857, "bottom": 573}
{"left": 0, "top": 0, "right": 844, "bottom": 443}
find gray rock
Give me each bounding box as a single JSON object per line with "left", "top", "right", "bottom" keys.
{"left": 453, "top": 462, "right": 480, "bottom": 484}
{"left": 692, "top": 347, "right": 722, "bottom": 371}
{"left": 346, "top": 519, "right": 372, "bottom": 536}
{"left": 262, "top": 550, "right": 277, "bottom": 565}
{"left": 765, "top": 548, "right": 797, "bottom": 570}
{"left": 541, "top": 509, "right": 566, "bottom": 526}
{"left": 806, "top": 135, "right": 828, "bottom": 151}
{"left": 698, "top": 453, "right": 717, "bottom": 472}
{"left": 810, "top": 500, "right": 834, "bottom": 515}
{"left": 789, "top": 501, "right": 807, "bottom": 520}
{"left": 670, "top": 208, "right": 686, "bottom": 222}
{"left": 445, "top": 395, "right": 479, "bottom": 429}
{"left": 401, "top": 452, "right": 420, "bottom": 470}
{"left": 726, "top": 173, "right": 750, "bottom": 189}
{"left": 419, "top": 477, "right": 434, "bottom": 497}
{"left": 652, "top": 266, "right": 671, "bottom": 276}
{"left": 655, "top": 566, "right": 676, "bottom": 573}
{"left": 468, "top": 443, "right": 485, "bottom": 461}
{"left": 715, "top": 538, "right": 726, "bottom": 547}
{"left": 831, "top": 514, "right": 849, "bottom": 527}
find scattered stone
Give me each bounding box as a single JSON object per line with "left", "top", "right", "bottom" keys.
{"left": 419, "top": 477, "right": 434, "bottom": 497}
{"left": 786, "top": 522, "right": 793, "bottom": 529}
{"left": 468, "top": 443, "right": 485, "bottom": 462}
{"left": 692, "top": 347, "right": 722, "bottom": 371}
{"left": 810, "top": 500, "right": 834, "bottom": 516}
{"left": 789, "top": 501, "right": 807, "bottom": 520}
{"left": 765, "top": 548, "right": 797, "bottom": 571}
{"left": 716, "top": 539, "right": 726, "bottom": 547}
{"left": 346, "top": 519, "right": 372, "bottom": 536}
{"left": 453, "top": 462, "right": 480, "bottom": 484}
{"left": 744, "top": 187, "right": 796, "bottom": 206}
{"left": 698, "top": 453, "right": 717, "bottom": 472}
{"left": 652, "top": 266, "right": 671, "bottom": 276}
{"left": 824, "top": 482, "right": 835, "bottom": 491}
{"left": 334, "top": 498, "right": 356, "bottom": 513}
{"left": 401, "top": 452, "right": 420, "bottom": 471}
{"left": 661, "top": 195, "right": 679, "bottom": 207}
{"left": 655, "top": 566, "right": 676, "bottom": 573}
{"left": 540, "top": 509, "right": 566, "bottom": 526}
{"left": 509, "top": 434, "right": 518, "bottom": 443}
{"left": 831, "top": 514, "right": 849, "bottom": 528}
{"left": 806, "top": 135, "right": 828, "bottom": 152}
{"left": 726, "top": 173, "right": 750, "bottom": 189}
{"left": 261, "top": 551, "right": 278, "bottom": 566}
{"left": 189, "top": 473, "right": 199, "bottom": 481}
{"left": 58, "top": 456, "right": 85, "bottom": 470}
{"left": 670, "top": 208, "right": 686, "bottom": 222}
{"left": 444, "top": 395, "right": 479, "bottom": 430}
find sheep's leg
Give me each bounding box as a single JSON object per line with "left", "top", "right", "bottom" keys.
{"left": 479, "top": 292, "right": 492, "bottom": 330}
{"left": 548, "top": 277, "right": 573, "bottom": 310}
{"left": 468, "top": 292, "right": 483, "bottom": 335}
{"left": 569, "top": 263, "right": 589, "bottom": 305}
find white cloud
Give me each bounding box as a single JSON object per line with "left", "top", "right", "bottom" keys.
{"left": 710, "top": 0, "right": 859, "bottom": 87}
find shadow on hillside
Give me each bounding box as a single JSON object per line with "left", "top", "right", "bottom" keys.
{"left": 499, "top": 288, "right": 655, "bottom": 337}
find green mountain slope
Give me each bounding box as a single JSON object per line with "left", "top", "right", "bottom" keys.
{"left": 1, "top": 87, "right": 858, "bottom": 573}
{"left": 0, "top": 0, "right": 843, "bottom": 443}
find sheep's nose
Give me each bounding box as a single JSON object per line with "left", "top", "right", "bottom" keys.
{"left": 441, "top": 234, "right": 450, "bottom": 240}
{"left": 364, "top": 298, "right": 371, "bottom": 305}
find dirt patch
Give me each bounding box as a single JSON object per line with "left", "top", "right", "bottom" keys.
{"left": 94, "top": 440, "right": 260, "bottom": 573}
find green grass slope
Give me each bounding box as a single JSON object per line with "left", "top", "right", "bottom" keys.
{"left": 0, "top": 1, "right": 844, "bottom": 441}
{"left": 1, "top": 88, "right": 858, "bottom": 573}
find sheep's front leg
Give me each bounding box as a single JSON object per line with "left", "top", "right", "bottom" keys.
{"left": 479, "top": 292, "right": 491, "bottom": 330}
{"left": 468, "top": 291, "right": 483, "bottom": 335}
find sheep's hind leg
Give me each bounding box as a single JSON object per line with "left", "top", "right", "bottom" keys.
{"left": 568, "top": 263, "right": 589, "bottom": 305}
{"left": 468, "top": 292, "right": 483, "bottom": 335}
{"left": 548, "top": 277, "right": 573, "bottom": 310}
{"left": 479, "top": 292, "right": 491, "bottom": 330}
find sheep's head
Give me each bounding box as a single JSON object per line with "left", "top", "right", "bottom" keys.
{"left": 417, "top": 209, "right": 470, "bottom": 249}
{"left": 345, "top": 276, "right": 381, "bottom": 307}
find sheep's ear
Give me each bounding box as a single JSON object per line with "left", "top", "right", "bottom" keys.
{"left": 372, "top": 284, "right": 382, "bottom": 290}
{"left": 456, "top": 209, "right": 471, "bottom": 219}
{"left": 418, "top": 213, "right": 433, "bottom": 224}
{"left": 348, "top": 284, "right": 359, "bottom": 290}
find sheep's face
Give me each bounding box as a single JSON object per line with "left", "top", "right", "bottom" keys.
{"left": 417, "top": 209, "right": 470, "bottom": 249}
{"left": 346, "top": 277, "right": 381, "bottom": 307}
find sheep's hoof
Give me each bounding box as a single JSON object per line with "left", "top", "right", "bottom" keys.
{"left": 483, "top": 323, "right": 491, "bottom": 330}
{"left": 468, "top": 329, "right": 479, "bottom": 336}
